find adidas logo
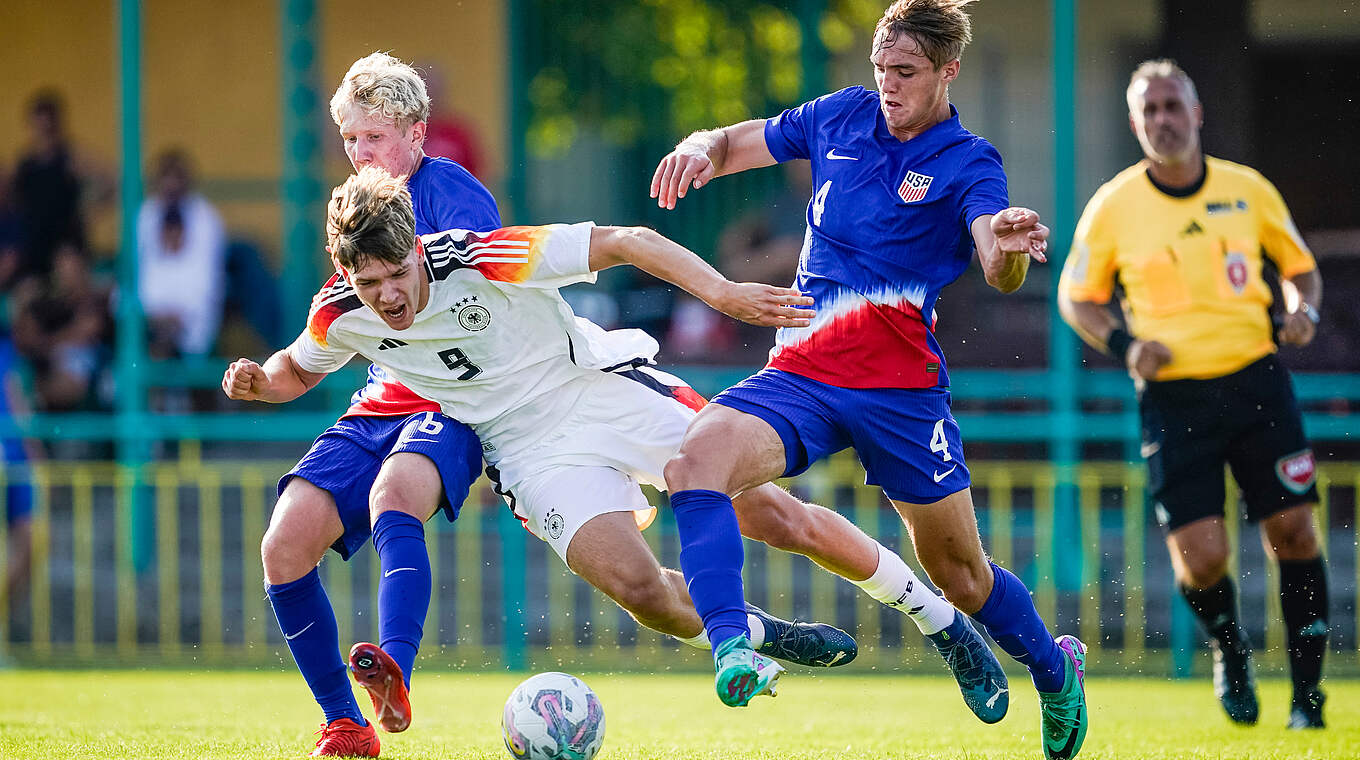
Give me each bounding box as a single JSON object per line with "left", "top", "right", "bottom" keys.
{"left": 378, "top": 338, "right": 408, "bottom": 350}
{"left": 1181, "top": 219, "right": 1204, "bottom": 236}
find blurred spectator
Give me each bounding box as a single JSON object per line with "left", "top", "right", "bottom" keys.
{"left": 0, "top": 165, "right": 25, "bottom": 293}
{"left": 12, "top": 90, "right": 89, "bottom": 281}
{"left": 10, "top": 241, "right": 113, "bottom": 411}
{"left": 0, "top": 329, "right": 36, "bottom": 612}
{"left": 136, "top": 149, "right": 226, "bottom": 359}
{"left": 666, "top": 161, "right": 810, "bottom": 364}
{"left": 222, "top": 238, "right": 284, "bottom": 349}
{"left": 421, "top": 66, "right": 487, "bottom": 179}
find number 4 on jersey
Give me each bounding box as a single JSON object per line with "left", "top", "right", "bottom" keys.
{"left": 930, "top": 419, "right": 952, "bottom": 462}
{"left": 811, "top": 180, "right": 832, "bottom": 227}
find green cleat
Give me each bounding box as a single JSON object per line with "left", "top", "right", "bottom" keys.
{"left": 1039, "top": 635, "right": 1088, "bottom": 760}
{"left": 714, "top": 635, "right": 785, "bottom": 707}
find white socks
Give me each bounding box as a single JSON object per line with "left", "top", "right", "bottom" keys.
{"left": 677, "top": 544, "right": 953, "bottom": 646}
{"left": 852, "top": 542, "right": 956, "bottom": 635}
{"left": 677, "top": 613, "right": 766, "bottom": 649}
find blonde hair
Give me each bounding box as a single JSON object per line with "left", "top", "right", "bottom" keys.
{"left": 874, "top": 0, "right": 976, "bottom": 69}
{"left": 326, "top": 166, "right": 417, "bottom": 271}
{"left": 1126, "top": 58, "right": 1200, "bottom": 113}
{"left": 329, "top": 52, "right": 431, "bottom": 129}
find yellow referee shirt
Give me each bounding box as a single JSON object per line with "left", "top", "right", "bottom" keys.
{"left": 1059, "top": 156, "right": 1316, "bottom": 381}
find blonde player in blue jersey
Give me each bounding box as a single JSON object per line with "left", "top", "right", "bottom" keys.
{"left": 652, "top": 2, "right": 1087, "bottom": 758}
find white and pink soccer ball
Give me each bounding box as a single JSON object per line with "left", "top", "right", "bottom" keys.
{"left": 502, "top": 672, "right": 605, "bottom": 760}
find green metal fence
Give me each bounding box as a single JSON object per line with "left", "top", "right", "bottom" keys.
{"left": 3, "top": 453, "right": 1358, "bottom": 678}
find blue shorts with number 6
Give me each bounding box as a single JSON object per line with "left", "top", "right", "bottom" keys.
{"left": 279, "top": 411, "right": 483, "bottom": 560}
{"left": 712, "top": 369, "right": 969, "bottom": 504}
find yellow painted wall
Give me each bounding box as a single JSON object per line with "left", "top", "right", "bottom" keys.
{"left": 0, "top": 0, "right": 506, "bottom": 260}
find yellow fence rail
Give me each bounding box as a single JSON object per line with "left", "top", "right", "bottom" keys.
{"left": 1, "top": 455, "right": 1357, "bottom": 676}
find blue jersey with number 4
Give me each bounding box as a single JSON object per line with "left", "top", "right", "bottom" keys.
{"left": 762, "top": 86, "right": 1009, "bottom": 390}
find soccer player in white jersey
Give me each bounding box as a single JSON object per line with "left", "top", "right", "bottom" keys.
{"left": 225, "top": 167, "right": 1000, "bottom": 713}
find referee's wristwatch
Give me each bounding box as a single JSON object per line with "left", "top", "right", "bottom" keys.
{"left": 1298, "top": 302, "right": 1321, "bottom": 325}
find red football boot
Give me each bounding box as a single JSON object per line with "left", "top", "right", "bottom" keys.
{"left": 348, "top": 642, "right": 412, "bottom": 733}
{"left": 310, "top": 717, "right": 380, "bottom": 757}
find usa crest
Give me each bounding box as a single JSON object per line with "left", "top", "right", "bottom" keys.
{"left": 898, "top": 170, "right": 933, "bottom": 203}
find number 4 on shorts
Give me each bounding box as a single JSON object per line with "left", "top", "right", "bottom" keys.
{"left": 930, "top": 419, "right": 952, "bottom": 462}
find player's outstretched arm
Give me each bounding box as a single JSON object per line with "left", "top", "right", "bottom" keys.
{"left": 972, "top": 207, "right": 1049, "bottom": 294}
{"left": 587, "top": 226, "right": 813, "bottom": 328}
{"left": 221, "top": 344, "right": 327, "bottom": 403}
{"left": 650, "top": 119, "right": 776, "bottom": 210}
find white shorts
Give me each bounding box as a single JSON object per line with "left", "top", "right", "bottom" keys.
{"left": 498, "top": 366, "right": 702, "bottom": 562}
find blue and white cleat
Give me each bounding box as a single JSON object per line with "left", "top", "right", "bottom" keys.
{"left": 714, "top": 635, "right": 785, "bottom": 707}
{"left": 926, "top": 610, "right": 1009, "bottom": 724}
{"left": 1039, "top": 635, "right": 1088, "bottom": 760}
{"left": 747, "top": 603, "right": 858, "bottom": 668}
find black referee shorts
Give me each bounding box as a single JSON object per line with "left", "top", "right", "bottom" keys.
{"left": 1139, "top": 354, "right": 1318, "bottom": 532}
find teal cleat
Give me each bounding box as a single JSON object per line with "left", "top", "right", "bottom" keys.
{"left": 747, "top": 603, "right": 857, "bottom": 668}
{"left": 1039, "top": 635, "right": 1088, "bottom": 760}
{"left": 714, "top": 635, "right": 785, "bottom": 707}
{"left": 926, "top": 611, "right": 1009, "bottom": 724}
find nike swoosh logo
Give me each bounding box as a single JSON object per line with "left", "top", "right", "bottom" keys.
{"left": 283, "top": 621, "right": 315, "bottom": 640}
{"left": 403, "top": 438, "right": 440, "bottom": 444}
{"left": 384, "top": 567, "right": 418, "bottom": 578}
{"left": 933, "top": 465, "right": 958, "bottom": 483}
{"left": 825, "top": 149, "right": 857, "bottom": 160}
{"left": 985, "top": 687, "right": 1008, "bottom": 709}
{"left": 1052, "top": 707, "right": 1082, "bottom": 759}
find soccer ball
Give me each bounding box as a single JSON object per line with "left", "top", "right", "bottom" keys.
{"left": 502, "top": 672, "right": 606, "bottom": 760}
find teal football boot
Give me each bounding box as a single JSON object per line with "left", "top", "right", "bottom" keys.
{"left": 926, "top": 610, "right": 1009, "bottom": 724}
{"left": 714, "top": 635, "right": 785, "bottom": 707}
{"left": 1038, "top": 635, "right": 1088, "bottom": 760}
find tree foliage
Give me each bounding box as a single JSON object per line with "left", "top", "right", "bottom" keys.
{"left": 525, "top": 0, "right": 887, "bottom": 157}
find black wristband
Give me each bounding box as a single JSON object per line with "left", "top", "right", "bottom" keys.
{"left": 1105, "top": 328, "right": 1134, "bottom": 364}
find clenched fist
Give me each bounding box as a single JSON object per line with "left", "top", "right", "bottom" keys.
{"left": 222, "top": 358, "right": 269, "bottom": 401}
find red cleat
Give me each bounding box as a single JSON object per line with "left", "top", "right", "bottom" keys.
{"left": 310, "top": 717, "right": 380, "bottom": 757}
{"left": 348, "top": 642, "right": 412, "bottom": 733}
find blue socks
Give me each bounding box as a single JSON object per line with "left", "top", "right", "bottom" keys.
{"left": 670, "top": 489, "right": 749, "bottom": 654}
{"left": 373, "top": 510, "right": 432, "bottom": 689}
{"left": 971, "top": 562, "right": 1067, "bottom": 692}
{"left": 265, "top": 567, "right": 364, "bottom": 724}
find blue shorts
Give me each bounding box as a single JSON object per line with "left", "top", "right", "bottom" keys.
{"left": 279, "top": 412, "right": 482, "bottom": 560}
{"left": 3, "top": 439, "right": 32, "bottom": 526}
{"left": 712, "top": 369, "right": 970, "bottom": 504}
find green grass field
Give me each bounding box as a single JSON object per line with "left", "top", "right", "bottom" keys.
{"left": 0, "top": 670, "right": 1355, "bottom": 759}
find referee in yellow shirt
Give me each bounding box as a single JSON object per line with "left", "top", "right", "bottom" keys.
{"left": 1058, "top": 60, "right": 1328, "bottom": 730}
